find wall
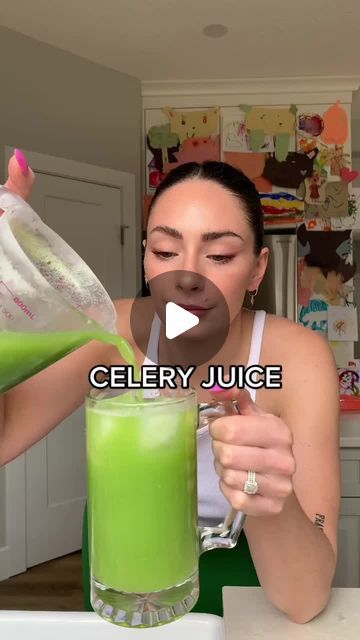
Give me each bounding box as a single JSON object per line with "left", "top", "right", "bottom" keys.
{"left": 0, "top": 27, "right": 142, "bottom": 570}
{"left": 0, "top": 27, "right": 142, "bottom": 179}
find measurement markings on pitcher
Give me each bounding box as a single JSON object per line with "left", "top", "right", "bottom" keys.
{"left": 0, "top": 281, "right": 36, "bottom": 320}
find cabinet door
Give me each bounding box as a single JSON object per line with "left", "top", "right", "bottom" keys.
{"left": 332, "top": 499, "right": 360, "bottom": 587}
{"left": 340, "top": 449, "right": 360, "bottom": 497}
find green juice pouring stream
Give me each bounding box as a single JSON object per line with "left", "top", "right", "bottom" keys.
{"left": 0, "top": 325, "right": 139, "bottom": 394}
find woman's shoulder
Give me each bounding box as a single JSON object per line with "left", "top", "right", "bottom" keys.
{"left": 258, "top": 311, "right": 338, "bottom": 418}
{"left": 262, "top": 311, "right": 336, "bottom": 373}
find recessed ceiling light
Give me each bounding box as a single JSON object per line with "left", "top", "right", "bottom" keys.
{"left": 203, "top": 24, "right": 228, "bottom": 38}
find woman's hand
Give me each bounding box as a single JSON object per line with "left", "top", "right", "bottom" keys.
{"left": 210, "top": 387, "right": 296, "bottom": 516}
{"left": 2, "top": 149, "right": 35, "bottom": 203}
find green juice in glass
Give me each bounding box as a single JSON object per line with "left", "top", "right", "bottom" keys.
{"left": 86, "top": 391, "right": 199, "bottom": 594}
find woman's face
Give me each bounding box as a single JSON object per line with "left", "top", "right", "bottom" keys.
{"left": 144, "top": 179, "right": 268, "bottom": 325}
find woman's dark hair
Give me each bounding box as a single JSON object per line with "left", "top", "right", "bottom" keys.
{"left": 146, "top": 161, "right": 264, "bottom": 255}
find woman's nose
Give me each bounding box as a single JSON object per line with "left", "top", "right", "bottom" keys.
{"left": 175, "top": 269, "right": 205, "bottom": 292}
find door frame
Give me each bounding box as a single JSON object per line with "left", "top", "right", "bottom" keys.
{"left": 0, "top": 148, "right": 138, "bottom": 579}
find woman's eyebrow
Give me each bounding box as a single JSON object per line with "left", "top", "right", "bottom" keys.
{"left": 150, "top": 226, "right": 244, "bottom": 242}
{"left": 150, "top": 225, "right": 182, "bottom": 239}
{"left": 202, "top": 230, "right": 245, "bottom": 242}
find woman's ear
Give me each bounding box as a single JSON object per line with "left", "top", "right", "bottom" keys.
{"left": 248, "top": 247, "right": 269, "bottom": 291}
{"left": 142, "top": 239, "right": 147, "bottom": 249}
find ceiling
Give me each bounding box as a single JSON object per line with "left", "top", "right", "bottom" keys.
{"left": 1, "top": 0, "right": 360, "bottom": 80}
{"left": 1, "top": 0, "right": 360, "bottom": 133}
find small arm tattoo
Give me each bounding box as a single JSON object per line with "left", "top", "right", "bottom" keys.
{"left": 314, "top": 513, "right": 325, "bottom": 530}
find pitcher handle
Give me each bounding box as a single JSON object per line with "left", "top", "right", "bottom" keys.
{"left": 198, "top": 399, "right": 246, "bottom": 553}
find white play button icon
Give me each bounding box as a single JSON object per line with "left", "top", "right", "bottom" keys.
{"left": 165, "top": 302, "right": 199, "bottom": 339}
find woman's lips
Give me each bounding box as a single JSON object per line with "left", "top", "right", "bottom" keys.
{"left": 178, "top": 304, "right": 212, "bottom": 318}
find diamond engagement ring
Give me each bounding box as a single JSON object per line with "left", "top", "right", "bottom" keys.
{"left": 243, "top": 470, "right": 259, "bottom": 495}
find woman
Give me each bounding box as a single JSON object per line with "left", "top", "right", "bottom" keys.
{"left": 0, "top": 150, "right": 340, "bottom": 623}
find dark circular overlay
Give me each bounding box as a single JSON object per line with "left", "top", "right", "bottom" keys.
{"left": 130, "top": 270, "right": 230, "bottom": 367}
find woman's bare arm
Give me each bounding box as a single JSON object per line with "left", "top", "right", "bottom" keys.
{"left": 244, "top": 320, "right": 340, "bottom": 622}
{"left": 0, "top": 339, "right": 113, "bottom": 466}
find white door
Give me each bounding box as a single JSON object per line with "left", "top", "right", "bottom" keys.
{"left": 0, "top": 149, "right": 137, "bottom": 574}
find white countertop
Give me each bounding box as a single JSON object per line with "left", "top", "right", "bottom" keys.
{"left": 340, "top": 412, "right": 360, "bottom": 447}
{"left": 223, "top": 587, "right": 360, "bottom": 639}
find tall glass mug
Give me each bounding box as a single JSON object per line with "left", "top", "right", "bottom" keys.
{"left": 85, "top": 386, "right": 246, "bottom": 628}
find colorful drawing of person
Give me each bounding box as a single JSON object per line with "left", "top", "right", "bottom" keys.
{"left": 339, "top": 370, "right": 360, "bottom": 396}
{"left": 309, "top": 174, "right": 321, "bottom": 201}
{"left": 329, "top": 145, "right": 349, "bottom": 176}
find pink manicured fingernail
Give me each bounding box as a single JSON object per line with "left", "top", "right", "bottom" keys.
{"left": 210, "top": 384, "right": 224, "bottom": 393}
{"left": 14, "top": 149, "right": 29, "bottom": 176}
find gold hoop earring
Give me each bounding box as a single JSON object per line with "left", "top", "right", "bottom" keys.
{"left": 249, "top": 287, "right": 258, "bottom": 306}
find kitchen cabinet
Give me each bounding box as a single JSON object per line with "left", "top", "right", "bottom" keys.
{"left": 334, "top": 416, "right": 360, "bottom": 587}
{"left": 333, "top": 498, "right": 360, "bottom": 587}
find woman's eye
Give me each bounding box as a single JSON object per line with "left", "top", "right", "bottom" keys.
{"left": 208, "top": 255, "right": 234, "bottom": 263}
{"left": 152, "top": 251, "right": 177, "bottom": 260}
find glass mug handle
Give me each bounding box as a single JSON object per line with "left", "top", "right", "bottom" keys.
{"left": 198, "top": 399, "right": 246, "bottom": 553}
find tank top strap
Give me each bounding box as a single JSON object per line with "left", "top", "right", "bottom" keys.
{"left": 245, "top": 310, "right": 266, "bottom": 402}
{"left": 142, "top": 313, "right": 161, "bottom": 366}
{"left": 246, "top": 310, "right": 267, "bottom": 368}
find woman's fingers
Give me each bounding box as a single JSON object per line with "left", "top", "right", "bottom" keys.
{"left": 3, "top": 150, "right": 35, "bottom": 202}
{"left": 214, "top": 460, "right": 293, "bottom": 499}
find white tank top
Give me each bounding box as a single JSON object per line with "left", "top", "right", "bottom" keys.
{"left": 142, "top": 310, "right": 267, "bottom": 526}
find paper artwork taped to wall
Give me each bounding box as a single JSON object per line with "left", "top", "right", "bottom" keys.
{"left": 260, "top": 192, "right": 304, "bottom": 222}
{"left": 147, "top": 124, "right": 180, "bottom": 169}
{"left": 163, "top": 107, "right": 220, "bottom": 143}
{"left": 298, "top": 298, "right": 328, "bottom": 336}
{"left": 338, "top": 365, "right": 360, "bottom": 396}
{"left": 296, "top": 113, "right": 324, "bottom": 138}
{"left": 330, "top": 342, "right": 354, "bottom": 367}
{"left": 298, "top": 137, "right": 318, "bottom": 154}
{"left": 239, "top": 104, "right": 297, "bottom": 161}
{"left": 331, "top": 193, "right": 360, "bottom": 229}
{"left": 329, "top": 145, "right": 350, "bottom": 176}
{"left": 305, "top": 218, "right": 332, "bottom": 231}
{"left": 224, "top": 152, "right": 272, "bottom": 192}
{"left": 314, "top": 146, "right": 331, "bottom": 172}
{"left": 222, "top": 117, "right": 274, "bottom": 152}
{"left": 320, "top": 101, "right": 348, "bottom": 145}
{"left": 263, "top": 150, "right": 317, "bottom": 189}
{"left": 298, "top": 258, "right": 354, "bottom": 307}
{"left": 340, "top": 167, "right": 359, "bottom": 184}
{"left": 303, "top": 174, "right": 328, "bottom": 204}
{"left": 146, "top": 123, "right": 180, "bottom": 188}
{"left": 298, "top": 181, "right": 349, "bottom": 218}
{"left": 222, "top": 119, "right": 250, "bottom": 151}
{"left": 163, "top": 135, "right": 220, "bottom": 172}
{"left": 328, "top": 305, "right": 358, "bottom": 342}
{"left": 296, "top": 225, "right": 356, "bottom": 306}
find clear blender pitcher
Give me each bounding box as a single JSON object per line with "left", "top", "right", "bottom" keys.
{"left": 86, "top": 386, "right": 246, "bottom": 629}
{"left": 0, "top": 186, "right": 117, "bottom": 392}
